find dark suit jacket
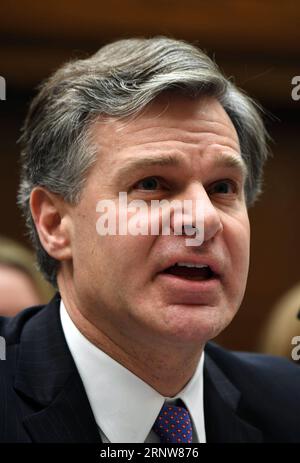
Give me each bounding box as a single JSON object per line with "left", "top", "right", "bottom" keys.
{"left": 0, "top": 293, "right": 299, "bottom": 443}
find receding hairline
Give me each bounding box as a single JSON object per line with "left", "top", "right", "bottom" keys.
{"left": 87, "top": 93, "right": 247, "bottom": 181}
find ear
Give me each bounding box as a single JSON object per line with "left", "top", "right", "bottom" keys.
{"left": 30, "top": 186, "right": 72, "bottom": 262}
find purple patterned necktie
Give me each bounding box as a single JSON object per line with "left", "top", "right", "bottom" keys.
{"left": 153, "top": 401, "right": 193, "bottom": 443}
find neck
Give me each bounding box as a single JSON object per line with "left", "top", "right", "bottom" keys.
{"left": 58, "top": 278, "right": 204, "bottom": 397}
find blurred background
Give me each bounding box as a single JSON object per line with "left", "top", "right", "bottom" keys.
{"left": 0, "top": 0, "right": 299, "bottom": 354}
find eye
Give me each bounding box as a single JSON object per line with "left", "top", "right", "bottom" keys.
{"left": 209, "top": 180, "right": 237, "bottom": 195}
{"left": 133, "top": 176, "right": 163, "bottom": 191}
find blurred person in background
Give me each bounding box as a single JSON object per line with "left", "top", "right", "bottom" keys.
{"left": 0, "top": 37, "right": 300, "bottom": 443}
{"left": 0, "top": 236, "right": 54, "bottom": 316}
{"left": 258, "top": 282, "right": 300, "bottom": 361}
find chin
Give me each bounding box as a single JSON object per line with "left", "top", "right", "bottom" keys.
{"left": 156, "top": 305, "right": 233, "bottom": 346}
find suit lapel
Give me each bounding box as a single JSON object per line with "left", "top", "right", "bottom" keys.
{"left": 14, "top": 293, "right": 101, "bottom": 443}
{"left": 204, "top": 349, "right": 263, "bottom": 442}
{"left": 13, "top": 294, "right": 263, "bottom": 443}
{"left": 22, "top": 371, "right": 101, "bottom": 443}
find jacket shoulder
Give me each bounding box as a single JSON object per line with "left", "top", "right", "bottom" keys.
{"left": 205, "top": 341, "right": 300, "bottom": 381}
{"left": 205, "top": 342, "right": 300, "bottom": 440}
{"left": 0, "top": 305, "right": 45, "bottom": 346}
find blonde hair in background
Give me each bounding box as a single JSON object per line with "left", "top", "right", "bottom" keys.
{"left": 0, "top": 236, "right": 54, "bottom": 303}
{"left": 258, "top": 283, "right": 300, "bottom": 359}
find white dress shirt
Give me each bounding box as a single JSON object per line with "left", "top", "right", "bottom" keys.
{"left": 60, "top": 299, "right": 206, "bottom": 443}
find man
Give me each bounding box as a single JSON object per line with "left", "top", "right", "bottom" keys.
{"left": 0, "top": 37, "right": 299, "bottom": 443}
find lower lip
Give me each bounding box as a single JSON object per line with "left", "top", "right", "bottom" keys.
{"left": 157, "top": 272, "right": 221, "bottom": 304}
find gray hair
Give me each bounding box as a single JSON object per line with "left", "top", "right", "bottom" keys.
{"left": 17, "top": 36, "right": 269, "bottom": 287}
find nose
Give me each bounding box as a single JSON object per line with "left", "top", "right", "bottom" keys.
{"left": 202, "top": 192, "right": 223, "bottom": 242}
{"left": 170, "top": 183, "right": 223, "bottom": 244}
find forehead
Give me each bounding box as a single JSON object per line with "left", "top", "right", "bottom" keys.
{"left": 90, "top": 95, "right": 242, "bottom": 174}
{"left": 93, "top": 92, "right": 239, "bottom": 151}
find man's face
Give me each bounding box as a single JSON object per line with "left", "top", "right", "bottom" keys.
{"left": 64, "top": 95, "right": 250, "bottom": 349}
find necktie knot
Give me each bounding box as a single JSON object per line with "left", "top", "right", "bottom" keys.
{"left": 153, "top": 402, "right": 193, "bottom": 443}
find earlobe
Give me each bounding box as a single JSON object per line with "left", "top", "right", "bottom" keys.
{"left": 30, "top": 187, "right": 72, "bottom": 261}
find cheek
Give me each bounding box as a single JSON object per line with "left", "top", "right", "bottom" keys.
{"left": 73, "top": 197, "right": 156, "bottom": 285}
{"left": 235, "top": 228, "right": 249, "bottom": 268}
{"left": 224, "top": 214, "right": 250, "bottom": 285}
{"left": 90, "top": 233, "right": 155, "bottom": 284}
{"left": 108, "top": 235, "right": 154, "bottom": 278}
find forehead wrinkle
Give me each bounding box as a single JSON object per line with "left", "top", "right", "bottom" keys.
{"left": 95, "top": 95, "right": 239, "bottom": 148}
{"left": 112, "top": 146, "right": 248, "bottom": 187}
{"left": 114, "top": 130, "right": 239, "bottom": 155}
{"left": 115, "top": 120, "right": 238, "bottom": 138}
{"left": 97, "top": 112, "right": 239, "bottom": 155}
{"left": 114, "top": 119, "right": 236, "bottom": 135}
{"left": 94, "top": 104, "right": 243, "bottom": 179}
{"left": 113, "top": 152, "right": 187, "bottom": 182}
{"left": 110, "top": 107, "right": 238, "bottom": 137}
{"left": 109, "top": 127, "right": 244, "bottom": 170}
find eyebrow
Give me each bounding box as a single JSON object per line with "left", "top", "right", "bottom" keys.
{"left": 115, "top": 152, "right": 248, "bottom": 182}
{"left": 213, "top": 152, "right": 249, "bottom": 180}
{"left": 115, "top": 154, "right": 182, "bottom": 181}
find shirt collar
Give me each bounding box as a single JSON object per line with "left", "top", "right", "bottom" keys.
{"left": 60, "top": 299, "right": 206, "bottom": 443}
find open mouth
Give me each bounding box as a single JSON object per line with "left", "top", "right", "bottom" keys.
{"left": 162, "top": 262, "right": 216, "bottom": 281}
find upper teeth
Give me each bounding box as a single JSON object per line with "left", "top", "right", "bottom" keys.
{"left": 176, "top": 262, "right": 208, "bottom": 268}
